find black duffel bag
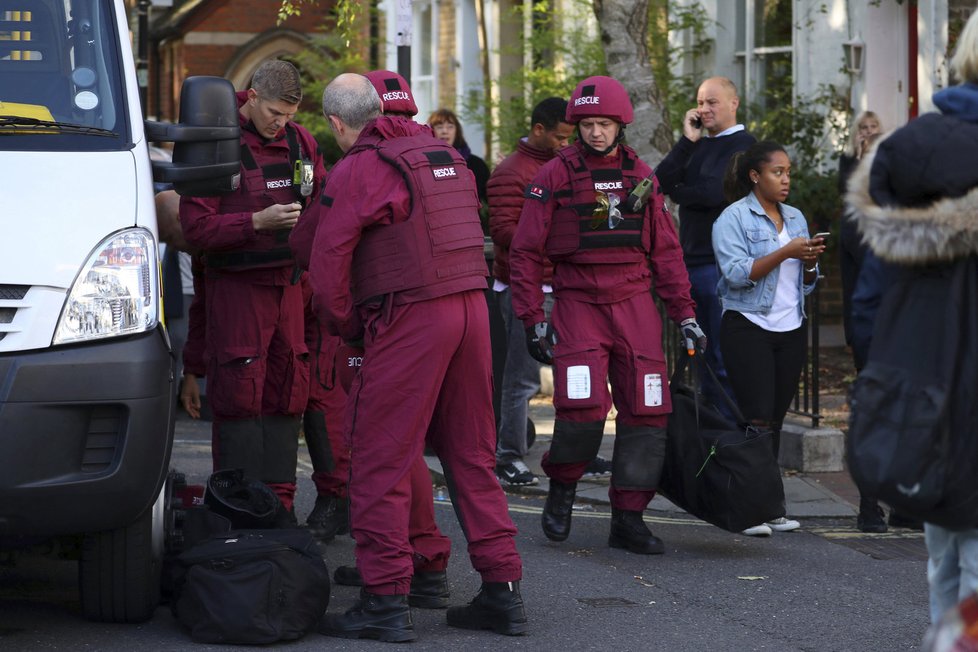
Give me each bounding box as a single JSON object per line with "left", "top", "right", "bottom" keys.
{"left": 658, "top": 352, "right": 785, "bottom": 533}
{"left": 171, "top": 528, "right": 331, "bottom": 644}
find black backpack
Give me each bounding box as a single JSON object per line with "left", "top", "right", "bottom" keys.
{"left": 848, "top": 255, "right": 978, "bottom": 530}
{"left": 171, "top": 528, "right": 331, "bottom": 644}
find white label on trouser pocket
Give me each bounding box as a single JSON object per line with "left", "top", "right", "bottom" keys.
{"left": 644, "top": 374, "right": 663, "bottom": 407}
{"left": 567, "top": 365, "right": 592, "bottom": 399}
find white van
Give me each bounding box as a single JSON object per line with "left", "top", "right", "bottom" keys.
{"left": 0, "top": 0, "right": 238, "bottom": 622}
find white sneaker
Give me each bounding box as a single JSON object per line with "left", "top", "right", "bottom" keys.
{"left": 741, "top": 524, "right": 772, "bottom": 537}
{"left": 766, "top": 517, "right": 801, "bottom": 532}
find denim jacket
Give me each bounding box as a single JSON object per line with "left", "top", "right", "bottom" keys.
{"left": 711, "top": 192, "right": 818, "bottom": 316}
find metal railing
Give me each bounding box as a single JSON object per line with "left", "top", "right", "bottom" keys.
{"left": 788, "top": 282, "right": 822, "bottom": 428}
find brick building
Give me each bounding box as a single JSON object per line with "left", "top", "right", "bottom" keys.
{"left": 139, "top": 0, "right": 337, "bottom": 121}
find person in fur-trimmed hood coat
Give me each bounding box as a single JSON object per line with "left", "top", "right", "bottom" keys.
{"left": 846, "top": 97, "right": 978, "bottom": 265}
{"left": 846, "top": 9, "right": 978, "bottom": 630}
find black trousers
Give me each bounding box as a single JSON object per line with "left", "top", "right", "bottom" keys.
{"left": 719, "top": 310, "right": 806, "bottom": 455}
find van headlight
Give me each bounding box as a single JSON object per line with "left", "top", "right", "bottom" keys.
{"left": 53, "top": 229, "right": 159, "bottom": 345}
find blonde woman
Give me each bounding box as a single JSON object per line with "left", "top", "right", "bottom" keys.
{"left": 839, "top": 111, "right": 888, "bottom": 533}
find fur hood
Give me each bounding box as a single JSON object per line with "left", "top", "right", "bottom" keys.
{"left": 846, "top": 118, "right": 978, "bottom": 264}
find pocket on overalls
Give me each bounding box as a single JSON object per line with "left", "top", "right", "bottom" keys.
{"left": 212, "top": 347, "right": 263, "bottom": 418}
{"left": 553, "top": 341, "right": 605, "bottom": 411}
{"left": 631, "top": 349, "right": 673, "bottom": 416}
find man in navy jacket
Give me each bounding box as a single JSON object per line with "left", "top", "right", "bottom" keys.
{"left": 656, "top": 77, "right": 754, "bottom": 415}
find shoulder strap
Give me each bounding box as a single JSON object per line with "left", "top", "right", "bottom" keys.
{"left": 671, "top": 350, "right": 745, "bottom": 426}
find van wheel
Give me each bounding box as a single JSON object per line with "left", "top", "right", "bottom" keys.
{"left": 79, "top": 485, "right": 165, "bottom": 623}
{"left": 526, "top": 418, "right": 536, "bottom": 449}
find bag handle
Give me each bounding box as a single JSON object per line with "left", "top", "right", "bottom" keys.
{"left": 671, "top": 350, "right": 746, "bottom": 426}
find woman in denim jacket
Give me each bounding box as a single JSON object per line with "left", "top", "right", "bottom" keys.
{"left": 712, "top": 141, "right": 824, "bottom": 537}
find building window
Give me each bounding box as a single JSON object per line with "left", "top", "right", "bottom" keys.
{"left": 735, "top": 0, "right": 793, "bottom": 114}
{"left": 412, "top": 0, "right": 436, "bottom": 119}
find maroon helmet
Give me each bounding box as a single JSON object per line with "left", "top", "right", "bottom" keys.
{"left": 565, "top": 75, "right": 633, "bottom": 125}
{"left": 364, "top": 70, "right": 418, "bottom": 117}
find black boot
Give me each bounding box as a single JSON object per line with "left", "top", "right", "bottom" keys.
{"left": 306, "top": 495, "right": 349, "bottom": 542}
{"left": 608, "top": 508, "right": 665, "bottom": 555}
{"left": 333, "top": 564, "right": 363, "bottom": 586}
{"left": 857, "top": 496, "right": 887, "bottom": 533}
{"left": 542, "top": 481, "right": 577, "bottom": 542}
{"left": 888, "top": 509, "right": 924, "bottom": 531}
{"left": 271, "top": 505, "right": 299, "bottom": 529}
{"left": 333, "top": 566, "right": 450, "bottom": 609}
{"left": 409, "top": 570, "right": 450, "bottom": 609}
{"left": 319, "top": 591, "right": 416, "bottom": 642}
{"left": 446, "top": 581, "right": 528, "bottom": 636}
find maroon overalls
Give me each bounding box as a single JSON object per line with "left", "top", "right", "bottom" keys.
{"left": 308, "top": 116, "right": 521, "bottom": 594}
{"left": 179, "top": 93, "right": 326, "bottom": 510}
{"left": 510, "top": 141, "right": 696, "bottom": 511}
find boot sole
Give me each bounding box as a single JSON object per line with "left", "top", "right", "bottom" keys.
{"left": 542, "top": 527, "right": 570, "bottom": 542}
{"left": 447, "top": 613, "right": 528, "bottom": 636}
{"left": 320, "top": 624, "right": 417, "bottom": 643}
{"left": 608, "top": 535, "right": 665, "bottom": 555}
{"left": 332, "top": 569, "right": 364, "bottom": 587}
{"left": 542, "top": 514, "right": 571, "bottom": 542}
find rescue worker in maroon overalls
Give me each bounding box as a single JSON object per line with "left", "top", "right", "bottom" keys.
{"left": 510, "top": 75, "right": 706, "bottom": 555}
{"left": 309, "top": 73, "right": 526, "bottom": 642}
{"left": 288, "top": 70, "right": 453, "bottom": 609}
{"left": 179, "top": 60, "right": 326, "bottom": 517}
{"left": 298, "top": 276, "right": 352, "bottom": 540}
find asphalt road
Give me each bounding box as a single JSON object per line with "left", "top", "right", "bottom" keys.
{"left": 0, "top": 415, "right": 931, "bottom": 651}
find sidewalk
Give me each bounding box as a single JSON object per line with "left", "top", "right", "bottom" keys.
{"left": 426, "top": 397, "right": 858, "bottom": 520}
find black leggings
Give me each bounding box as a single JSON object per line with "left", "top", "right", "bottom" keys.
{"left": 719, "top": 311, "right": 806, "bottom": 454}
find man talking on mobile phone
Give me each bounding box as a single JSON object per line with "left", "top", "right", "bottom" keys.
{"left": 656, "top": 77, "right": 755, "bottom": 418}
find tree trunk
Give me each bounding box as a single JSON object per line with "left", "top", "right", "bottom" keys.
{"left": 592, "top": 0, "right": 672, "bottom": 167}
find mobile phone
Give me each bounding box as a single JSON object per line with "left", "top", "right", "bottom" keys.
{"left": 812, "top": 231, "right": 830, "bottom": 241}
{"left": 691, "top": 116, "right": 703, "bottom": 129}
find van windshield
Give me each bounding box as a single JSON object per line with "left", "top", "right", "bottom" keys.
{"left": 0, "top": 0, "right": 128, "bottom": 150}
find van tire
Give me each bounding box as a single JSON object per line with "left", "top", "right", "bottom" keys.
{"left": 79, "top": 489, "right": 165, "bottom": 623}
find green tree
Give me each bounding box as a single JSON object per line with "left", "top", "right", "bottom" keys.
{"left": 462, "top": 0, "right": 606, "bottom": 156}
{"left": 649, "top": 0, "right": 714, "bottom": 135}
{"left": 288, "top": 1, "right": 371, "bottom": 164}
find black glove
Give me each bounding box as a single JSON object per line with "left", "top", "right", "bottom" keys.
{"left": 680, "top": 318, "right": 707, "bottom": 355}
{"left": 525, "top": 321, "right": 558, "bottom": 365}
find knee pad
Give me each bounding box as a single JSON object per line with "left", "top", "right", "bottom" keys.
{"left": 215, "top": 418, "right": 263, "bottom": 478}
{"left": 612, "top": 425, "right": 667, "bottom": 490}
{"left": 548, "top": 420, "right": 605, "bottom": 464}
{"left": 261, "top": 414, "right": 301, "bottom": 484}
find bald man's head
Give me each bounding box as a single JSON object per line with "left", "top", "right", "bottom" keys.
{"left": 322, "top": 73, "right": 382, "bottom": 152}
{"left": 696, "top": 77, "right": 740, "bottom": 136}
{"left": 322, "top": 73, "right": 381, "bottom": 128}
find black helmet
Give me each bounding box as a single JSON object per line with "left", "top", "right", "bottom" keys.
{"left": 204, "top": 469, "right": 283, "bottom": 529}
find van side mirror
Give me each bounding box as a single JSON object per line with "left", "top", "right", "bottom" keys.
{"left": 145, "top": 76, "right": 241, "bottom": 197}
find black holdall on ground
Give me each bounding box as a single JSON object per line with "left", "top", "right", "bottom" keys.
{"left": 848, "top": 256, "right": 978, "bottom": 530}
{"left": 659, "top": 351, "right": 785, "bottom": 533}
{"left": 171, "top": 527, "right": 331, "bottom": 644}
